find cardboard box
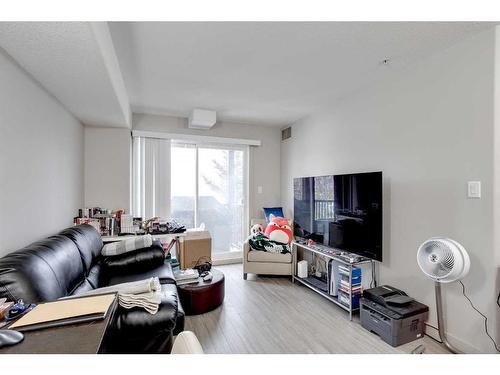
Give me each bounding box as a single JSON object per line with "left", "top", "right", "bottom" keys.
{"left": 179, "top": 230, "right": 212, "bottom": 269}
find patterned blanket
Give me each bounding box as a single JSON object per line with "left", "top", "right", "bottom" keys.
{"left": 248, "top": 233, "right": 290, "bottom": 254}
{"left": 101, "top": 234, "right": 153, "bottom": 256}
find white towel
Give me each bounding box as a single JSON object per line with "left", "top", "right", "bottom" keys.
{"left": 74, "top": 277, "right": 162, "bottom": 314}
{"left": 118, "top": 291, "right": 161, "bottom": 314}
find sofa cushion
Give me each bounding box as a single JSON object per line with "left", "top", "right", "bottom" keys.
{"left": 59, "top": 224, "right": 103, "bottom": 272}
{"left": 71, "top": 264, "right": 105, "bottom": 295}
{"left": 100, "top": 241, "right": 165, "bottom": 274}
{"left": 247, "top": 250, "right": 292, "bottom": 263}
{"left": 101, "top": 234, "right": 153, "bottom": 256}
{"left": 0, "top": 236, "right": 85, "bottom": 302}
{"left": 105, "top": 263, "right": 176, "bottom": 286}
{"left": 70, "top": 279, "right": 95, "bottom": 295}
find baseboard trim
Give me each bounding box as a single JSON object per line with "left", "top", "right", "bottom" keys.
{"left": 442, "top": 331, "right": 484, "bottom": 354}
{"left": 213, "top": 257, "right": 243, "bottom": 266}
{"left": 425, "top": 323, "right": 484, "bottom": 353}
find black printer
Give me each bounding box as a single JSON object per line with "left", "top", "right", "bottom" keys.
{"left": 360, "top": 285, "right": 429, "bottom": 347}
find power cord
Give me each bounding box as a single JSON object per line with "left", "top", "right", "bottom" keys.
{"left": 369, "top": 266, "right": 373, "bottom": 288}
{"left": 369, "top": 262, "right": 376, "bottom": 288}
{"left": 459, "top": 280, "right": 500, "bottom": 353}
{"left": 423, "top": 322, "right": 443, "bottom": 344}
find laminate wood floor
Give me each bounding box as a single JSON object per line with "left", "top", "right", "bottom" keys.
{"left": 184, "top": 264, "right": 450, "bottom": 354}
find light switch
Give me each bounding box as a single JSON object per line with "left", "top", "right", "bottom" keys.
{"left": 467, "top": 181, "right": 481, "bottom": 199}
{"left": 257, "top": 186, "right": 263, "bottom": 194}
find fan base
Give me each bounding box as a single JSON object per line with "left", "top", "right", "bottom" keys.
{"left": 435, "top": 282, "right": 462, "bottom": 354}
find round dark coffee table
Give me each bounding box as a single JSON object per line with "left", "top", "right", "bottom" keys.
{"left": 177, "top": 269, "right": 225, "bottom": 315}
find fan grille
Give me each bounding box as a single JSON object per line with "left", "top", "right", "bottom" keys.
{"left": 417, "top": 237, "right": 470, "bottom": 283}
{"left": 420, "top": 240, "right": 455, "bottom": 278}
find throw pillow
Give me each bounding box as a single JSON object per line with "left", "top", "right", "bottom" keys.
{"left": 263, "top": 207, "right": 284, "bottom": 223}
{"left": 264, "top": 214, "right": 293, "bottom": 244}
{"left": 102, "top": 234, "right": 153, "bottom": 256}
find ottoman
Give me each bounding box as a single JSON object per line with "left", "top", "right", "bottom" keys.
{"left": 177, "top": 269, "right": 225, "bottom": 315}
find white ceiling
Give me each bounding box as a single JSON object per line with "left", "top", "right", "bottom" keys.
{"left": 0, "top": 22, "right": 496, "bottom": 128}
{"left": 0, "top": 22, "right": 131, "bottom": 128}
{"left": 109, "top": 22, "right": 495, "bottom": 127}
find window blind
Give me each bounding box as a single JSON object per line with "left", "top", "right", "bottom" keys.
{"left": 132, "top": 136, "right": 171, "bottom": 219}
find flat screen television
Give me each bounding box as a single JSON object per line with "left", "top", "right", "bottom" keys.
{"left": 293, "top": 171, "right": 383, "bottom": 262}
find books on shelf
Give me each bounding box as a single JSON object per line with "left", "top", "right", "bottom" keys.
{"left": 339, "top": 285, "right": 362, "bottom": 293}
{"left": 340, "top": 278, "right": 360, "bottom": 289}
{"left": 338, "top": 265, "right": 350, "bottom": 273}
{"left": 338, "top": 290, "right": 361, "bottom": 309}
{"left": 338, "top": 265, "right": 361, "bottom": 277}
{"left": 336, "top": 265, "right": 362, "bottom": 308}
{"left": 310, "top": 257, "right": 365, "bottom": 309}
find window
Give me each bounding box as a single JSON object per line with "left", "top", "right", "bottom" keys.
{"left": 133, "top": 136, "right": 249, "bottom": 256}
{"left": 198, "top": 145, "right": 246, "bottom": 253}
{"left": 170, "top": 143, "right": 196, "bottom": 228}
{"left": 132, "top": 136, "right": 170, "bottom": 219}
{"left": 314, "top": 175, "right": 335, "bottom": 220}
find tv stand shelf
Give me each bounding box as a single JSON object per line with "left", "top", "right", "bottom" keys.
{"left": 292, "top": 241, "right": 378, "bottom": 320}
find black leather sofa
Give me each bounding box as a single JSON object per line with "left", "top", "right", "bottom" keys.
{"left": 0, "top": 224, "right": 185, "bottom": 353}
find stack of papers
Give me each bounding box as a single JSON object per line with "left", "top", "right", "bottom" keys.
{"left": 174, "top": 268, "right": 198, "bottom": 280}
{"left": 174, "top": 268, "right": 200, "bottom": 285}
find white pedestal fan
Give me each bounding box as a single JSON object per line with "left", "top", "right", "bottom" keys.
{"left": 417, "top": 237, "right": 471, "bottom": 354}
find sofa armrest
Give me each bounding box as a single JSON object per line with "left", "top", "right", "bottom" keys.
{"left": 243, "top": 240, "right": 250, "bottom": 261}
{"left": 102, "top": 284, "right": 179, "bottom": 353}
{"left": 100, "top": 240, "right": 165, "bottom": 273}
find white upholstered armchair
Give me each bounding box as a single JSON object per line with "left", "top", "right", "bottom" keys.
{"left": 243, "top": 219, "right": 293, "bottom": 280}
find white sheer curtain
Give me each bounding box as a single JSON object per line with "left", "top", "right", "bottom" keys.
{"left": 132, "top": 136, "right": 171, "bottom": 219}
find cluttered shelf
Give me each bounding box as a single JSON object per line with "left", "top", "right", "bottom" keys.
{"left": 101, "top": 232, "right": 187, "bottom": 243}
{"left": 293, "top": 276, "right": 356, "bottom": 313}
{"left": 74, "top": 207, "right": 188, "bottom": 238}
{"left": 292, "top": 240, "right": 376, "bottom": 320}
{"left": 292, "top": 240, "right": 374, "bottom": 266}
{"left": 73, "top": 206, "right": 212, "bottom": 271}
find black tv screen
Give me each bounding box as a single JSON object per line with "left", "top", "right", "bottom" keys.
{"left": 293, "top": 171, "right": 382, "bottom": 262}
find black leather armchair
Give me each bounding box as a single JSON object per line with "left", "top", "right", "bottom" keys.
{"left": 0, "top": 224, "right": 185, "bottom": 353}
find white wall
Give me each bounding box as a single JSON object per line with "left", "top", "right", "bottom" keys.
{"left": 281, "top": 29, "right": 499, "bottom": 352}
{"left": 84, "top": 127, "right": 131, "bottom": 211}
{"left": 493, "top": 26, "right": 500, "bottom": 353}
{"left": 0, "top": 48, "right": 84, "bottom": 256}
{"left": 133, "top": 113, "right": 282, "bottom": 220}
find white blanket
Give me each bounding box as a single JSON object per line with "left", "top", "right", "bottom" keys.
{"left": 76, "top": 277, "right": 162, "bottom": 314}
